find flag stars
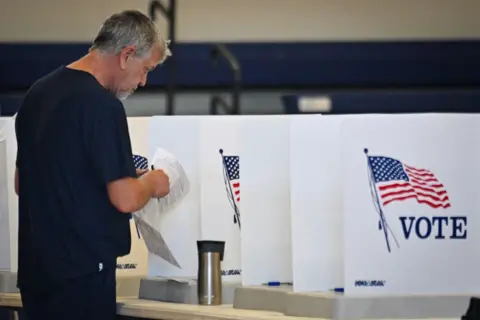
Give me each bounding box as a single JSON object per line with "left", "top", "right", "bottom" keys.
{"left": 225, "top": 156, "right": 240, "bottom": 180}
{"left": 133, "top": 155, "right": 148, "bottom": 170}
{"left": 369, "top": 156, "right": 409, "bottom": 182}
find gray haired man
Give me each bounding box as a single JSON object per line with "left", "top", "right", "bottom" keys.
{"left": 14, "top": 10, "right": 171, "bottom": 320}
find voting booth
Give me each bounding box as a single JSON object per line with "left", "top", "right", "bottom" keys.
{"left": 284, "top": 113, "right": 480, "bottom": 319}
{"left": 138, "top": 116, "right": 243, "bottom": 304}
{"left": 238, "top": 115, "right": 293, "bottom": 286}
{"left": 139, "top": 115, "right": 300, "bottom": 304}
{"left": 0, "top": 117, "right": 18, "bottom": 293}
{"left": 142, "top": 116, "right": 242, "bottom": 282}
{"left": 289, "top": 114, "right": 345, "bottom": 293}
{"left": 1, "top": 112, "right": 478, "bottom": 318}
{"left": 341, "top": 114, "right": 480, "bottom": 295}
{"left": 0, "top": 117, "right": 17, "bottom": 275}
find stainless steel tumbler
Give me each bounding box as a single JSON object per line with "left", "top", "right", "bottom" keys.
{"left": 197, "top": 240, "right": 225, "bottom": 305}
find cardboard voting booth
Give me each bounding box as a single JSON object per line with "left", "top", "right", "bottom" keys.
{"left": 144, "top": 115, "right": 300, "bottom": 288}
{"left": 341, "top": 113, "right": 480, "bottom": 295}
{"left": 289, "top": 113, "right": 480, "bottom": 296}
{"left": 289, "top": 114, "right": 345, "bottom": 293}
{"left": 239, "top": 115, "right": 293, "bottom": 286}
{"left": 146, "top": 116, "right": 243, "bottom": 282}
{"left": 199, "top": 116, "right": 242, "bottom": 282}
{"left": 0, "top": 117, "right": 17, "bottom": 273}
{"left": 146, "top": 116, "right": 201, "bottom": 279}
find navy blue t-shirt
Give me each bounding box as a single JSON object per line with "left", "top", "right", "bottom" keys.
{"left": 15, "top": 66, "right": 136, "bottom": 289}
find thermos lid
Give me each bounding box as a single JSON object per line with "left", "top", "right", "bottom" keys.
{"left": 197, "top": 240, "right": 225, "bottom": 261}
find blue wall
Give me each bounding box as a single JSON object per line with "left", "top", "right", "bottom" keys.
{"left": 1, "top": 40, "right": 480, "bottom": 90}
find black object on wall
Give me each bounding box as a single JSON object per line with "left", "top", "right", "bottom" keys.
{"left": 149, "top": 0, "right": 177, "bottom": 115}
{"left": 209, "top": 44, "right": 242, "bottom": 115}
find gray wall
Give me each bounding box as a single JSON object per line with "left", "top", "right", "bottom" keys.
{"left": 123, "top": 91, "right": 288, "bottom": 116}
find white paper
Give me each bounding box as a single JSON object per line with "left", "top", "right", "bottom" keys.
{"left": 134, "top": 147, "right": 191, "bottom": 269}
{"left": 151, "top": 148, "right": 191, "bottom": 215}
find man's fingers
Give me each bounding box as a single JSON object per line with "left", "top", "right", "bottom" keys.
{"left": 136, "top": 169, "right": 148, "bottom": 177}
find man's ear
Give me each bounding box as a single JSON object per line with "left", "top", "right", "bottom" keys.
{"left": 119, "top": 46, "right": 136, "bottom": 70}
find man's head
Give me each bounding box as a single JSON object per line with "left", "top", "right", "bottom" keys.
{"left": 89, "top": 10, "right": 171, "bottom": 100}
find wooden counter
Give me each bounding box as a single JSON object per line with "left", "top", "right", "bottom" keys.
{"left": 0, "top": 293, "right": 315, "bottom": 320}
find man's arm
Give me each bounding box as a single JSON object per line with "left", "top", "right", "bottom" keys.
{"left": 107, "top": 174, "right": 155, "bottom": 213}
{"left": 107, "top": 168, "right": 151, "bottom": 212}
{"left": 85, "top": 99, "right": 155, "bottom": 213}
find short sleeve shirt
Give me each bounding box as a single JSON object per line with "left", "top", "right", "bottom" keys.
{"left": 15, "top": 67, "right": 136, "bottom": 289}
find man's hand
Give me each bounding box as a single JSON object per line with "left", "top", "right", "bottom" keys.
{"left": 140, "top": 169, "right": 170, "bottom": 198}
{"left": 136, "top": 168, "right": 148, "bottom": 177}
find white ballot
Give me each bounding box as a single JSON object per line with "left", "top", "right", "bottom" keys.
{"left": 134, "top": 147, "right": 191, "bottom": 269}
{"left": 151, "top": 148, "right": 190, "bottom": 215}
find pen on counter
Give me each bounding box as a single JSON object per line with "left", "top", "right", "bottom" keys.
{"left": 330, "top": 287, "right": 344, "bottom": 293}
{"left": 263, "top": 281, "right": 293, "bottom": 286}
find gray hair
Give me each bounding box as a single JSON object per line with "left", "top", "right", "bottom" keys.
{"left": 90, "top": 10, "right": 171, "bottom": 60}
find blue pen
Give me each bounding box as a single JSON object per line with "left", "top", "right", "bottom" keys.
{"left": 264, "top": 281, "right": 293, "bottom": 286}
{"left": 331, "top": 287, "right": 344, "bottom": 293}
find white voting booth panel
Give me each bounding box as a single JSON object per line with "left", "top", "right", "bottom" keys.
{"left": 239, "top": 116, "right": 293, "bottom": 286}
{"left": 200, "top": 117, "right": 242, "bottom": 282}
{"left": 147, "top": 116, "right": 244, "bottom": 282}
{"left": 341, "top": 113, "right": 480, "bottom": 295}
{"left": 115, "top": 117, "right": 150, "bottom": 277}
{"left": 289, "top": 114, "right": 345, "bottom": 293}
{"left": 146, "top": 116, "right": 201, "bottom": 278}
{"left": 0, "top": 117, "right": 17, "bottom": 272}
{"left": 147, "top": 115, "right": 301, "bottom": 286}
{"left": 290, "top": 113, "right": 480, "bottom": 296}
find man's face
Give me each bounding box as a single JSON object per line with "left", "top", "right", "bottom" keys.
{"left": 114, "top": 44, "right": 164, "bottom": 100}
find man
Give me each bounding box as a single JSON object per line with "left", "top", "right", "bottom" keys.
{"left": 14, "top": 10, "right": 171, "bottom": 320}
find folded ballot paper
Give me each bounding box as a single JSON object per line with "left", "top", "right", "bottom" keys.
{"left": 132, "top": 148, "right": 190, "bottom": 269}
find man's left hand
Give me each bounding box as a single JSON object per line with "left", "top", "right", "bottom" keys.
{"left": 136, "top": 168, "right": 148, "bottom": 177}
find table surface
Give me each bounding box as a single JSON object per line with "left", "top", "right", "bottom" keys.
{"left": 0, "top": 293, "right": 461, "bottom": 320}
{"left": 0, "top": 293, "right": 315, "bottom": 320}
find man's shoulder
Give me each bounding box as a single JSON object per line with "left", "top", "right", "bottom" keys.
{"left": 25, "top": 67, "right": 119, "bottom": 104}
{"left": 80, "top": 91, "right": 125, "bottom": 120}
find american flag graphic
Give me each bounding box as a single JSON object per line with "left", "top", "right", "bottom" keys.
{"left": 133, "top": 154, "right": 148, "bottom": 170}
{"left": 368, "top": 155, "right": 450, "bottom": 209}
{"left": 364, "top": 148, "right": 450, "bottom": 253}
{"left": 224, "top": 156, "right": 240, "bottom": 202}
{"left": 219, "top": 149, "right": 241, "bottom": 229}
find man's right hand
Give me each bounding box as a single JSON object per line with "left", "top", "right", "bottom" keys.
{"left": 141, "top": 169, "right": 170, "bottom": 198}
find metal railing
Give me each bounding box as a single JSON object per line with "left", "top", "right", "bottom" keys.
{"left": 149, "top": 0, "right": 177, "bottom": 115}
{"left": 209, "top": 44, "right": 242, "bottom": 115}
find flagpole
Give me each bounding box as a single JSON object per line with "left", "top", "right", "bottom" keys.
{"left": 364, "top": 148, "right": 391, "bottom": 253}
{"left": 219, "top": 149, "right": 241, "bottom": 229}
